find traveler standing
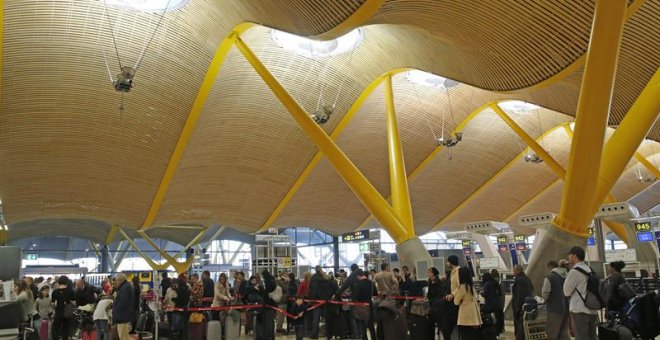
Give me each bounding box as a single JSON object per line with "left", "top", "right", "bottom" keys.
{"left": 51, "top": 276, "right": 75, "bottom": 340}
{"left": 353, "top": 269, "right": 377, "bottom": 340}
{"left": 441, "top": 255, "right": 461, "bottom": 340}
{"left": 112, "top": 273, "right": 136, "bottom": 340}
{"left": 130, "top": 276, "right": 141, "bottom": 334}
{"left": 512, "top": 264, "right": 534, "bottom": 340}
{"left": 542, "top": 260, "right": 570, "bottom": 340}
{"left": 256, "top": 270, "right": 277, "bottom": 340}
{"left": 427, "top": 267, "right": 448, "bottom": 338}
{"left": 308, "top": 266, "right": 326, "bottom": 339}
{"left": 606, "top": 261, "right": 627, "bottom": 315}
{"left": 563, "top": 246, "right": 598, "bottom": 340}
{"left": 14, "top": 281, "right": 36, "bottom": 322}
{"left": 190, "top": 273, "right": 204, "bottom": 307}
{"left": 372, "top": 263, "right": 399, "bottom": 297}
{"left": 454, "top": 266, "right": 481, "bottom": 338}
{"left": 489, "top": 269, "right": 505, "bottom": 335}
{"left": 159, "top": 272, "right": 171, "bottom": 298}
{"left": 201, "top": 270, "right": 215, "bottom": 307}
{"left": 275, "top": 271, "right": 290, "bottom": 334}
{"left": 93, "top": 294, "right": 113, "bottom": 340}
{"left": 286, "top": 272, "right": 299, "bottom": 334}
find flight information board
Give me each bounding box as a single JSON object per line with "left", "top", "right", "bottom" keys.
{"left": 637, "top": 231, "right": 654, "bottom": 243}
{"left": 635, "top": 222, "right": 652, "bottom": 232}
{"left": 340, "top": 230, "right": 370, "bottom": 242}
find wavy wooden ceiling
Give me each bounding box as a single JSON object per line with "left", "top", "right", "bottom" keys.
{"left": 0, "top": 0, "right": 658, "bottom": 242}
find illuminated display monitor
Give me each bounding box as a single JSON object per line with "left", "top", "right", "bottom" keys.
{"left": 514, "top": 235, "right": 525, "bottom": 242}
{"left": 497, "top": 235, "right": 508, "bottom": 244}
{"left": 340, "top": 230, "right": 370, "bottom": 242}
{"left": 462, "top": 240, "right": 472, "bottom": 247}
{"left": 637, "top": 231, "right": 654, "bottom": 243}
{"left": 635, "top": 222, "right": 652, "bottom": 232}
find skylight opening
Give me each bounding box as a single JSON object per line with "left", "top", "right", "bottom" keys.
{"left": 498, "top": 100, "right": 540, "bottom": 114}
{"left": 270, "top": 28, "right": 364, "bottom": 59}
{"left": 103, "top": 0, "right": 189, "bottom": 12}
{"left": 405, "top": 70, "right": 460, "bottom": 89}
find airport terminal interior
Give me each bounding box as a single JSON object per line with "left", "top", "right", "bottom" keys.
{"left": 0, "top": 0, "right": 659, "bottom": 339}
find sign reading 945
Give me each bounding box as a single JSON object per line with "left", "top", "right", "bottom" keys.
{"left": 635, "top": 222, "right": 652, "bottom": 232}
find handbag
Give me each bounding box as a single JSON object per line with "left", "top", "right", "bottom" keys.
{"left": 62, "top": 303, "right": 75, "bottom": 319}
{"left": 618, "top": 282, "right": 636, "bottom": 300}
{"left": 189, "top": 312, "right": 205, "bottom": 324}
{"left": 353, "top": 305, "right": 371, "bottom": 321}
{"left": 410, "top": 300, "right": 430, "bottom": 316}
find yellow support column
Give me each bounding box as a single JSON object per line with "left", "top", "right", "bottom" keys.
{"left": 553, "top": 0, "right": 628, "bottom": 236}
{"left": 635, "top": 153, "right": 660, "bottom": 179}
{"left": 0, "top": 230, "right": 7, "bottom": 245}
{"left": 117, "top": 229, "right": 169, "bottom": 271}
{"left": 384, "top": 75, "right": 414, "bottom": 230}
{"left": 590, "top": 70, "right": 660, "bottom": 212}
{"left": 233, "top": 36, "right": 413, "bottom": 244}
{"left": 137, "top": 231, "right": 195, "bottom": 274}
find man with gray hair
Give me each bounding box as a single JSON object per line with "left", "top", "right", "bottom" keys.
{"left": 112, "top": 273, "right": 135, "bottom": 340}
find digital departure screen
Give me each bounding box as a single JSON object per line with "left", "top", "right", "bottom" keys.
{"left": 635, "top": 222, "right": 652, "bottom": 232}
{"left": 341, "top": 230, "right": 370, "bottom": 242}
{"left": 497, "top": 235, "right": 508, "bottom": 244}
{"left": 637, "top": 231, "right": 654, "bottom": 243}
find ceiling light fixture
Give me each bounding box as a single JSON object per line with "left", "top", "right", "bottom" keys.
{"left": 270, "top": 28, "right": 364, "bottom": 59}
{"left": 498, "top": 100, "right": 540, "bottom": 113}
{"left": 406, "top": 70, "right": 460, "bottom": 89}
{"left": 102, "top": 0, "right": 189, "bottom": 12}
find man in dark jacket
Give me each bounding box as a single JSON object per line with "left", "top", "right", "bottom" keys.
{"left": 256, "top": 270, "right": 277, "bottom": 339}
{"left": 309, "top": 266, "right": 330, "bottom": 339}
{"left": 335, "top": 263, "right": 359, "bottom": 297}
{"left": 512, "top": 264, "right": 534, "bottom": 340}
{"left": 74, "top": 278, "right": 97, "bottom": 306}
{"left": 201, "top": 270, "right": 214, "bottom": 306}
{"left": 159, "top": 272, "right": 171, "bottom": 297}
{"left": 113, "top": 273, "right": 135, "bottom": 340}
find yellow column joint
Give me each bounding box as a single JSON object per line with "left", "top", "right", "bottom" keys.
{"left": 491, "top": 103, "right": 566, "bottom": 178}
{"left": 117, "top": 229, "right": 169, "bottom": 271}
{"left": 0, "top": 230, "right": 7, "bottom": 245}
{"left": 233, "top": 36, "right": 414, "bottom": 244}
{"left": 554, "top": 0, "right": 627, "bottom": 237}
{"left": 384, "top": 75, "right": 414, "bottom": 231}
{"left": 635, "top": 153, "right": 660, "bottom": 179}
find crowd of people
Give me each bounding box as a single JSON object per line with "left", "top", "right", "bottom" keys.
{"left": 11, "top": 244, "right": 642, "bottom": 340}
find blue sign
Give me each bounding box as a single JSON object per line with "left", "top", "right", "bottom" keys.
{"left": 587, "top": 237, "right": 595, "bottom": 246}
{"left": 509, "top": 243, "right": 519, "bottom": 266}
{"left": 637, "top": 231, "right": 654, "bottom": 243}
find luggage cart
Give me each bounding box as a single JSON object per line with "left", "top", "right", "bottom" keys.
{"left": 523, "top": 302, "right": 548, "bottom": 340}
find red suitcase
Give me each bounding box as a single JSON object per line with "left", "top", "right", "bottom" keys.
{"left": 39, "top": 319, "right": 49, "bottom": 340}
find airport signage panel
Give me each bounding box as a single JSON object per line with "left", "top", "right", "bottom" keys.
{"left": 462, "top": 240, "right": 472, "bottom": 247}
{"left": 497, "top": 235, "right": 508, "bottom": 244}
{"left": 635, "top": 222, "right": 652, "bottom": 232}
{"left": 636, "top": 231, "right": 654, "bottom": 243}
{"left": 514, "top": 235, "right": 526, "bottom": 242}
{"left": 587, "top": 237, "right": 596, "bottom": 246}
{"left": 340, "top": 230, "right": 370, "bottom": 242}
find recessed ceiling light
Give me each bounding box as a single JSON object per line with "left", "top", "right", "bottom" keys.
{"left": 102, "top": 0, "right": 189, "bottom": 12}
{"left": 270, "top": 28, "right": 364, "bottom": 59}
{"left": 498, "top": 100, "right": 540, "bottom": 113}
{"left": 405, "top": 70, "right": 460, "bottom": 89}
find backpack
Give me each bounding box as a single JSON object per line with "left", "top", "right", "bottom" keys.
{"left": 574, "top": 266, "right": 610, "bottom": 310}
{"left": 268, "top": 285, "right": 283, "bottom": 303}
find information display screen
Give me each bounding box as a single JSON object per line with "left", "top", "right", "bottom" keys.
{"left": 587, "top": 237, "right": 596, "bottom": 246}
{"left": 462, "top": 240, "right": 472, "bottom": 247}
{"left": 340, "top": 230, "right": 370, "bottom": 242}
{"left": 497, "top": 235, "right": 508, "bottom": 244}
{"left": 637, "top": 231, "right": 654, "bottom": 243}
{"left": 635, "top": 222, "right": 652, "bottom": 232}
{"left": 514, "top": 235, "right": 525, "bottom": 242}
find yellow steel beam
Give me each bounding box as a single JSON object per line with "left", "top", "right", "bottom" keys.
{"left": 635, "top": 153, "right": 660, "bottom": 179}
{"left": 89, "top": 241, "right": 101, "bottom": 258}
{"left": 117, "top": 228, "right": 169, "bottom": 271}
{"left": 312, "top": 0, "right": 385, "bottom": 40}
{"left": 0, "top": 230, "right": 6, "bottom": 245}
{"left": 173, "top": 225, "right": 211, "bottom": 259}
{"left": 553, "top": 0, "right": 628, "bottom": 237}
{"left": 384, "top": 75, "right": 414, "bottom": 230}
{"left": 590, "top": 70, "right": 660, "bottom": 212}
{"left": 140, "top": 23, "right": 255, "bottom": 230}
{"left": 491, "top": 103, "right": 566, "bottom": 178}
{"left": 431, "top": 122, "right": 571, "bottom": 231}
{"left": 137, "top": 230, "right": 195, "bottom": 274}
{"left": 106, "top": 224, "right": 119, "bottom": 245}
{"left": 233, "top": 36, "right": 414, "bottom": 243}
{"left": 256, "top": 68, "right": 410, "bottom": 233}
{"left": 504, "top": 0, "right": 645, "bottom": 94}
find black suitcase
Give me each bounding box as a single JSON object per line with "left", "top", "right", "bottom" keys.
{"left": 409, "top": 314, "right": 434, "bottom": 340}
{"left": 598, "top": 322, "right": 633, "bottom": 340}
{"left": 328, "top": 305, "right": 350, "bottom": 338}
{"left": 376, "top": 306, "right": 409, "bottom": 340}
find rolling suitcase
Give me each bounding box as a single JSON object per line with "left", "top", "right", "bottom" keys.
{"left": 206, "top": 320, "right": 222, "bottom": 340}
{"left": 223, "top": 309, "right": 241, "bottom": 340}
{"left": 409, "top": 314, "right": 434, "bottom": 340}
{"left": 38, "top": 319, "right": 49, "bottom": 340}
{"left": 598, "top": 322, "right": 633, "bottom": 340}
